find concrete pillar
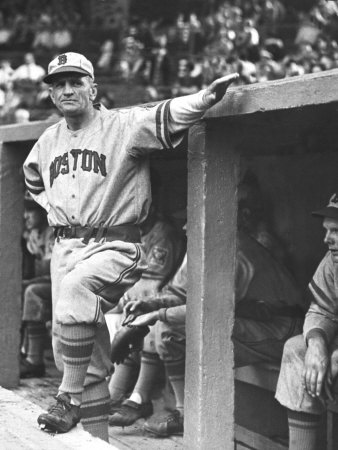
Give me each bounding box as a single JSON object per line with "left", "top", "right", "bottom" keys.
{"left": 0, "top": 142, "right": 25, "bottom": 387}
{"left": 184, "top": 121, "right": 239, "bottom": 449}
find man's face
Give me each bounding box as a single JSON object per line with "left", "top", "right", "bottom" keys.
{"left": 323, "top": 217, "right": 338, "bottom": 264}
{"left": 49, "top": 74, "right": 97, "bottom": 117}
{"left": 24, "top": 209, "right": 43, "bottom": 230}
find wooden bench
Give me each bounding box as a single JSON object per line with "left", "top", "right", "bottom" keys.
{"left": 235, "top": 363, "right": 338, "bottom": 450}
{"left": 234, "top": 363, "right": 288, "bottom": 450}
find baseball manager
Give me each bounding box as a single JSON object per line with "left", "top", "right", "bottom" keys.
{"left": 23, "top": 51, "right": 238, "bottom": 441}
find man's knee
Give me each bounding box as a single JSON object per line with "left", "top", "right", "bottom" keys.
{"left": 154, "top": 321, "right": 186, "bottom": 361}
{"left": 23, "top": 284, "right": 44, "bottom": 321}
{"left": 282, "top": 334, "right": 306, "bottom": 364}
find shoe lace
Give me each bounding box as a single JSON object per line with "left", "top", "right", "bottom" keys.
{"left": 48, "top": 396, "right": 72, "bottom": 414}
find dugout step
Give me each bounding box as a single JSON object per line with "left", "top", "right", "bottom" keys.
{"left": 0, "top": 387, "right": 115, "bottom": 450}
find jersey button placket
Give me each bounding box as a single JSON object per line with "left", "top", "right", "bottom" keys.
{"left": 69, "top": 134, "right": 79, "bottom": 224}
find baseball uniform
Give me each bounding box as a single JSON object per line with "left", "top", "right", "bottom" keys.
{"left": 23, "top": 95, "right": 210, "bottom": 385}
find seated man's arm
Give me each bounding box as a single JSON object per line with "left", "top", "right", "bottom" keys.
{"left": 302, "top": 253, "right": 338, "bottom": 398}
{"left": 303, "top": 330, "right": 329, "bottom": 398}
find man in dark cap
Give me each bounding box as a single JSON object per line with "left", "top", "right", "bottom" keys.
{"left": 276, "top": 193, "right": 338, "bottom": 450}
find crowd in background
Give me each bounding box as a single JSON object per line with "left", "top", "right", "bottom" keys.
{"left": 0, "top": 0, "right": 338, "bottom": 124}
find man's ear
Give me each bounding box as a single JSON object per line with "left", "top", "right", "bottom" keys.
{"left": 49, "top": 87, "right": 56, "bottom": 105}
{"left": 90, "top": 83, "right": 98, "bottom": 102}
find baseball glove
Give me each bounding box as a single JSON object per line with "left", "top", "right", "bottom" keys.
{"left": 110, "top": 324, "right": 150, "bottom": 364}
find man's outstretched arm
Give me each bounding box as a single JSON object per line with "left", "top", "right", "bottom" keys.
{"left": 168, "top": 73, "right": 239, "bottom": 134}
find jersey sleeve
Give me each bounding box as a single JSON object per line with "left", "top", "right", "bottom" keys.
{"left": 23, "top": 141, "right": 50, "bottom": 212}
{"left": 159, "top": 305, "right": 186, "bottom": 325}
{"left": 235, "top": 250, "right": 255, "bottom": 302}
{"left": 127, "top": 99, "right": 183, "bottom": 157}
{"left": 303, "top": 253, "right": 338, "bottom": 345}
{"left": 126, "top": 90, "right": 210, "bottom": 157}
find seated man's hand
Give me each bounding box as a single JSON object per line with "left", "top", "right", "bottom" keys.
{"left": 303, "top": 334, "right": 329, "bottom": 398}
{"left": 127, "top": 311, "right": 160, "bottom": 327}
{"left": 324, "top": 347, "right": 338, "bottom": 401}
{"left": 123, "top": 299, "right": 156, "bottom": 322}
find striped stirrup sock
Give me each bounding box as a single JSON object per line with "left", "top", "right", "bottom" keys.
{"left": 287, "top": 408, "right": 322, "bottom": 450}
{"left": 108, "top": 352, "right": 140, "bottom": 402}
{"left": 133, "top": 351, "right": 162, "bottom": 403}
{"left": 59, "top": 324, "right": 96, "bottom": 396}
{"left": 165, "top": 356, "right": 185, "bottom": 410}
{"left": 26, "top": 322, "right": 47, "bottom": 364}
{"left": 81, "top": 380, "right": 110, "bottom": 442}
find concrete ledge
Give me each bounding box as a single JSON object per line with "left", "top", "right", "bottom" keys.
{"left": 0, "top": 387, "right": 118, "bottom": 450}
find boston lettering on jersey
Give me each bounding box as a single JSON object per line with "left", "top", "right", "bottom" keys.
{"left": 50, "top": 149, "right": 107, "bottom": 186}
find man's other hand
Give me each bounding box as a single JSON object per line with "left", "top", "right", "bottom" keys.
{"left": 303, "top": 334, "right": 329, "bottom": 398}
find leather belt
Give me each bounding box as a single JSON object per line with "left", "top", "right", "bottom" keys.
{"left": 54, "top": 224, "right": 141, "bottom": 244}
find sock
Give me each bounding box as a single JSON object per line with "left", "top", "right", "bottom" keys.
{"left": 108, "top": 352, "right": 140, "bottom": 402}
{"left": 132, "top": 351, "right": 162, "bottom": 403}
{"left": 26, "top": 322, "right": 47, "bottom": 365}
{"left": 287, "top": 409, "right": 322, "bottom": 450}
{"left": 164, "top": 357, "right": 185, "bottom": 414}
{"left": 81, "top": 380, "right": 110, "bottom": 442}
{"left": 129, "top": 392, "right": 142, "bottom": 404}
{"left": 59, "top": 324, "right": 96, "bottom": 399}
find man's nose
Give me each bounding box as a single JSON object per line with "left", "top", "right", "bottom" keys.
{"left": 63, "top": 83, "right": 74, "bottom": 94}
{"left": 324, "top": 231, "right": 332, "bottom": 244}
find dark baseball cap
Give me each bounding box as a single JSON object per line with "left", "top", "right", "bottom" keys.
{"left": 312, "top": 193, "right": 338, "bottom": 220}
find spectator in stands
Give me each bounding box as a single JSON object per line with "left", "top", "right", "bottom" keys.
{"left": 109, "top": 174, "right": 305, "bottom": 434}
{"left": 12, "top": 52, "right": 46, "bottom": 83}
{"left": 20, "top": 191, "right": 54, "bottom": 378}
{"left": 0, "top": 82, "right": 22, "bottom": 124}
{"left": 11, "top": 13, "right": 34, "bottom": 50}
{"left": 236, "top": 18, "right": 260, "bottom": 62}
{"left": 275, "top": 193, "right": 338, "bottom": 450}
{"left": 96, "top": 40, "right": 115, "bottom": 74}
{"left": 0, "top": 59, "right": 14, "bottom": 87}
{"left": 52, "top": 20, "right": 73, "bottom": 53}
{"left": 238, "top": 60, "right": 258, "bottom": 84}
{"left": 31, "top": 21, "right": 54, "bottom": 57}
{"left": 118, "top": 33, "right": 145, "bottom": 81}
{"left": 14, "top": 105, "right": 30, "bottom": 123}
{"left": 0, "top": 12, "right": 13, "bottom": 49}
{"left": 171, "top": 58, "right": 201, "bottom": 97}
{"left": 146, "top": 34, "right": 172, "bottom": 87}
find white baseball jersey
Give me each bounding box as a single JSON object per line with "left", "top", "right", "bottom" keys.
{"left": 23, "top": 92, "right": 208, "bottom": 228}
{"left": 24, "top": 102, "right": 178, "bottom": 227}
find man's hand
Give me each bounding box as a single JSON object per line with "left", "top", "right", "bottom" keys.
{"left": 123, "top": 299, "right": 156, "bottom": 324}
{"left": 127, "top": 311, "right": 160, "bottom": 327}
{"left": 303, "top": 334, "right": 329, "bottom": 398}
{"left": 324, "top": 348, "right": 338, "bottom": 401}
{"left": 203, "top": 73, "right": 239, "bottom": 107}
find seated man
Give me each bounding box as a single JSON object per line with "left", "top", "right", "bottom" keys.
{"left": 109, "top": 187, "right": 305, "bottom": 435}
{"left": 105, "top": 199, "right": 185, "bottom": 411}
{"left": 276, "top": 193, "right": 338, "bottom": 450}
{"left": 20, "top": 192, "right": 54, "bottom": 378}
{"left": 109, "top": 251, "right": 187, "bottom": 431}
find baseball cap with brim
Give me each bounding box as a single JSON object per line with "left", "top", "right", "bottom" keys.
{"left": 312, "top": 193, "right": 338, "bottom": 220}
{"left": 43, "top": 52, "right": 94, "bottom": 84}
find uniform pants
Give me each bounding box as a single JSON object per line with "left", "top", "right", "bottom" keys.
{"left": 22, "top": 281, "right": 52, "bottom": 322}
{"left": 275, "top": 334, "right": 329, "bottom": 415}
{"left": 51, "top": 238, "right": 146, "bottom": 385}
{"left": 153, "top": 315, "right": 303, "bottom": 368}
